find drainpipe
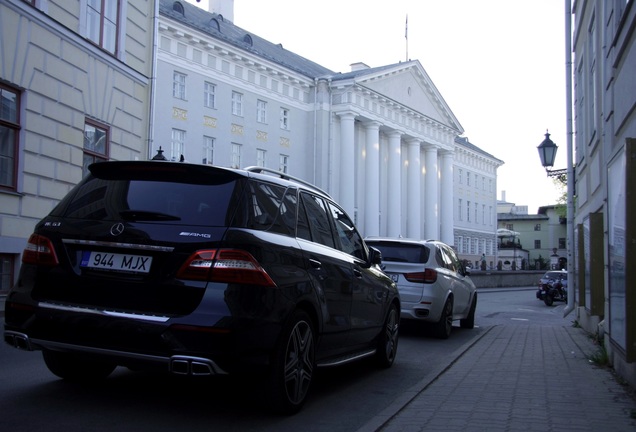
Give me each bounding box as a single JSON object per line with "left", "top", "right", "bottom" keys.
{"left": 563, "top": 0, "right": 575, "bottom": 317}
{"left": 313, "top": 78, "right": 318, "bottom": 185}
{"left": 147, "top": 0, "right": 160, "bottom": 160}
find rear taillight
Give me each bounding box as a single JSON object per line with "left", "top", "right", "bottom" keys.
{"left": 177, "top": 249, "right": 276, "bottom": 287}
{"left": 22, "top": 234, "right": 59, "bottom": 266}
{"left": 404, "top": 268, "right": 437, "bottom": 284}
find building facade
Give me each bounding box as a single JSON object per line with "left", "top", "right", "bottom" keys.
{"left": 454, "top": 137, "right": 503, "bottom": 269}
{"left": 0, "top": 0, "right": 155, "bottom": 294}
{"left": 497, "top": 205, "right": 566, "bottom": 271}
{"left": 154, "top": 0, "right": 502, "bottom": 248}
{"left": 571, "top": 0, "right": 636, "bottom": 387}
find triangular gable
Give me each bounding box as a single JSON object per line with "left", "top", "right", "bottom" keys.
{"left": 343, "top": 61, "right": 463, "bottom": 134}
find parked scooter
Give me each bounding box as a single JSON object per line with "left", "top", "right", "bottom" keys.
{"left": 537, "top": 277, "right": 567, "bottom": 306}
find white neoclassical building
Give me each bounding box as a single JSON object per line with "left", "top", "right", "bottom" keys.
{"left": 154, "top": 0, "right": 503, "bottom": 256}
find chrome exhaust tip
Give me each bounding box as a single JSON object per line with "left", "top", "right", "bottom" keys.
{"left": 169, "top": 355, "right": 227, "bottom": 376}
{"left": 4, "top": 331, "right": 33, "bottom": 350}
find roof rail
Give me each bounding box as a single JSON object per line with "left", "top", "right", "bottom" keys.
{"left": 244, "top": 166, "right": 331, "bottom": 198}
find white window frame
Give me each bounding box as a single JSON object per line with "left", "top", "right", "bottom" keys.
{"left": 204, "top": 82, "right": 216, "bottom": 108}
{"left": 170, "top": 128, "right": 186, "bottom": 161}
{"left": 231, "top": 91, "right": 243, "bottom": 116}
{"left": 256, "top": 149, "right": 266, "bottom": 167}
{"left": 279, "top": 154, "right": 289, "bottom": 173}
{"left": 231, "top": 143, "right": 241, "bottom": 168}
{"left": 257, "top": 99, "right": 267, "bottom": 123}
{"left": 280, "top": 107, "right": 290, "bottom": 130}
{"left": 203, "top": 136, "right": 214, "bottom": 165}
{"left": 173, "top": 72, "right": 186, "bottom": 100}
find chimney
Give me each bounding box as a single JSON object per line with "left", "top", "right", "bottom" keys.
{"left": 350, "top": 62, "right": 370, "bottom": 72}
{"left": 208, "top": 0, "right": 234, "bottom": 23}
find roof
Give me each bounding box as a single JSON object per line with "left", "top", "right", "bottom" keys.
{"left": 455, "top": 136, "right": 504, "bottom": 163}
{"left": 160, "top": 0, "right": 334, "bottom": 78}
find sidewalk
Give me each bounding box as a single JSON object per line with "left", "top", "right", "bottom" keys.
{"left": 358, "top": 324, "right": 636, "bottom": 432}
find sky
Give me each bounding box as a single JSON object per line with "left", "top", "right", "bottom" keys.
{"left": 185, "top": 0, "right": 570, "bottom": 213}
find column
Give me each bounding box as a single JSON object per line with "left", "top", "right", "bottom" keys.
{"left": 406, "top": 138, "right": 421, "bottom": 239}
{"left": 425, "top": 145, "right": 439, "bottom": 240}
{"left": 387, "top": 131, "right": 403, "bottom": 237}
{"left": 364, "top": 122, "right": 381, "bottom": 237}
{"left": 338, "top": 112, "right": 356, "bottom": 218}
{"left": 440, "top": 151, "right": 454, "bottom": 245}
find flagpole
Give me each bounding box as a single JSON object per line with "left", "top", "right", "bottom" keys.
{"left": 405, "top": 14, "right": 408, "bottom": 61}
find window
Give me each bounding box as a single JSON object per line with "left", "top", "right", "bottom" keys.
{"left": 0, "top": 254, "right": 15, "bottom": 294}
{"left": 534, "top": 224, "right": 541, "bottom": 231}
{"left": 202, "top": 136, "right": 214, "bottom": 165}
{"left": 558, "top": 238, "right": 566, "bottom": 249}
{"left": 173, "top": 72, "right": 186, "bottom": 99}
{"left": 482, "top": 205, "right": 486, "bottom": 225}
{"left": 170, "top": 128, "right": 185, "bottom": 161}
{"left": 86, "top": 0, "right": 119, "bottom": 54}
{"left": 535, "top": 240, "right": 541, "bottom": 249}
{"left": 470, "top": 238, "right": 477, "bottom": 255}
{"left": 280, "top": 108, "right": 290, "bottom": 130}
{"left": 256, "top": 149, "right": 266, "bottom": 167}
{"left": 0, "top": 84, "right": 19, "bottom": 190}
{"left": 231, "top": 91, "right": 243, "bottom": 116}
{"left": 279, "top": 154, "right": 288, "bottom": 173}
{"left": 467, "top": 201, "right": 471, "bottom": 222}
{"left": 83, "top": 119, "right": 109, "bottom": 177}
{"left": 328, "top": 201, "right": 365, "bottom": 259}
{"left": 458, "top": 169, "right": 462, "bottom": 184}
{"left": 458, "top": 199, "right": 463, "bottom": 221}
{"left": 231, "top": 143, "right": 241, "bottom": 168}
{"left": 257, "top": 100, "right": 267, "bottom": 123}
{"left": 204, "top": 82, "right": 216, "bottom": 108}
{"left": 466, "top": 172, "right": 471, "bottom": 186}
{"left": 299, "top": 193, "right": 335, "bottom": 248}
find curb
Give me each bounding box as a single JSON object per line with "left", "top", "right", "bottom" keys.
{"left": 355, "top": 325, "right": 496, "bottom": 432}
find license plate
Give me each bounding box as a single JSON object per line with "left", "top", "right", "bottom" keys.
{"left": 81, "top": 251, "right": 152, "bottom": 273}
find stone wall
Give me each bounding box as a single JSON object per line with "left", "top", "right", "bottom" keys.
{"left": 469, "top": 271, "right": 544, "bottom": 288}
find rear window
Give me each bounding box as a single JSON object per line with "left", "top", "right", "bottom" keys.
{"left": 51, "top": 176, "right": 239, "bottom": 226}
{"left": 50, "top": 164, "right": 298, "bottom": 236}
{"left": 367, "top": 242, "right": 429, "bottom": 264}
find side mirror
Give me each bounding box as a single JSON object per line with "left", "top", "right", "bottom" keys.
{"left": 368, "top": 246, "right": 383, "bottom": 267}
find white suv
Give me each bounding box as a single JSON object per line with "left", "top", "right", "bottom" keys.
{"left": 364, "top": 238, "right": 477, "bottom": 339}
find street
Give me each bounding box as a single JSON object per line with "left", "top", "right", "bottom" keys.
{"left": 0, "top": 287, "right": 573, "bottom": 431}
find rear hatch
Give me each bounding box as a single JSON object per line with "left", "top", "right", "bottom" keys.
{"left": 366, "top": 240, "right": 430, "bottom": 304}
{"left": 26, "top": 161, "right": 245, "bottom": 317}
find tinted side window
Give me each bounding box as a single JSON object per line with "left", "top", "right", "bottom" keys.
{"left": 442, "top": 245, "right": 460, "bottom": 272}
{"left": 233, "top": 180, "right": 296, "bottom": 236}
{"left": 327, "top": 202, "right": 366, "bottom": 260}
{"left": 299, "top": 192, "right": 335, "bottom": 248}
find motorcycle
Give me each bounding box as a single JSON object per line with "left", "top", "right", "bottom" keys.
{"left": 537, "top": 277, "right": 567, "bottom": 306}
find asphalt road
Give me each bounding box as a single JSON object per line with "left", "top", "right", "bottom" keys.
{"left": 0, "top": 287, "right": 572, "bottom": 431}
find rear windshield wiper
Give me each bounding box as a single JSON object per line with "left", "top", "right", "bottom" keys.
{"left": 119, "top": 210, "right": 181, "bottom": 221}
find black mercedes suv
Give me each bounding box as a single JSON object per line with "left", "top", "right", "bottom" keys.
{"left": 3, "top": 160, "right": 399, "bottom": 414}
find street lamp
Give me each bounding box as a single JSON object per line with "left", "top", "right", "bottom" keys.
{"left": 537, "top": 131, "right": 567, "bottom": 178}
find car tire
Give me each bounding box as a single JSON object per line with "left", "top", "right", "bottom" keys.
{"left": 376, "top": 303, "right": 399, "bottom": 368}
{"left": 42, "top": 349, "right": 116, "bottom": 381}
{"left": 460, "top": 293, "right": 477, "bottom": 329}
{"left": 432, "top": 297, "right": 453, "bottom": 339}
{"left": 267, "top": 310, "right": 315, "bottom": 415}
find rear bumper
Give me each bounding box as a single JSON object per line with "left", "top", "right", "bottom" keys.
{"left": 4, "top": 330, "right": 228, "bottom": 375}
{"left": 4, "top": 299, "right": 282, "bottom": 375}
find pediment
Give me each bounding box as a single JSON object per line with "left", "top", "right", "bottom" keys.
{"left": 352, "top": 62, "right": 462, "bottom": 133}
